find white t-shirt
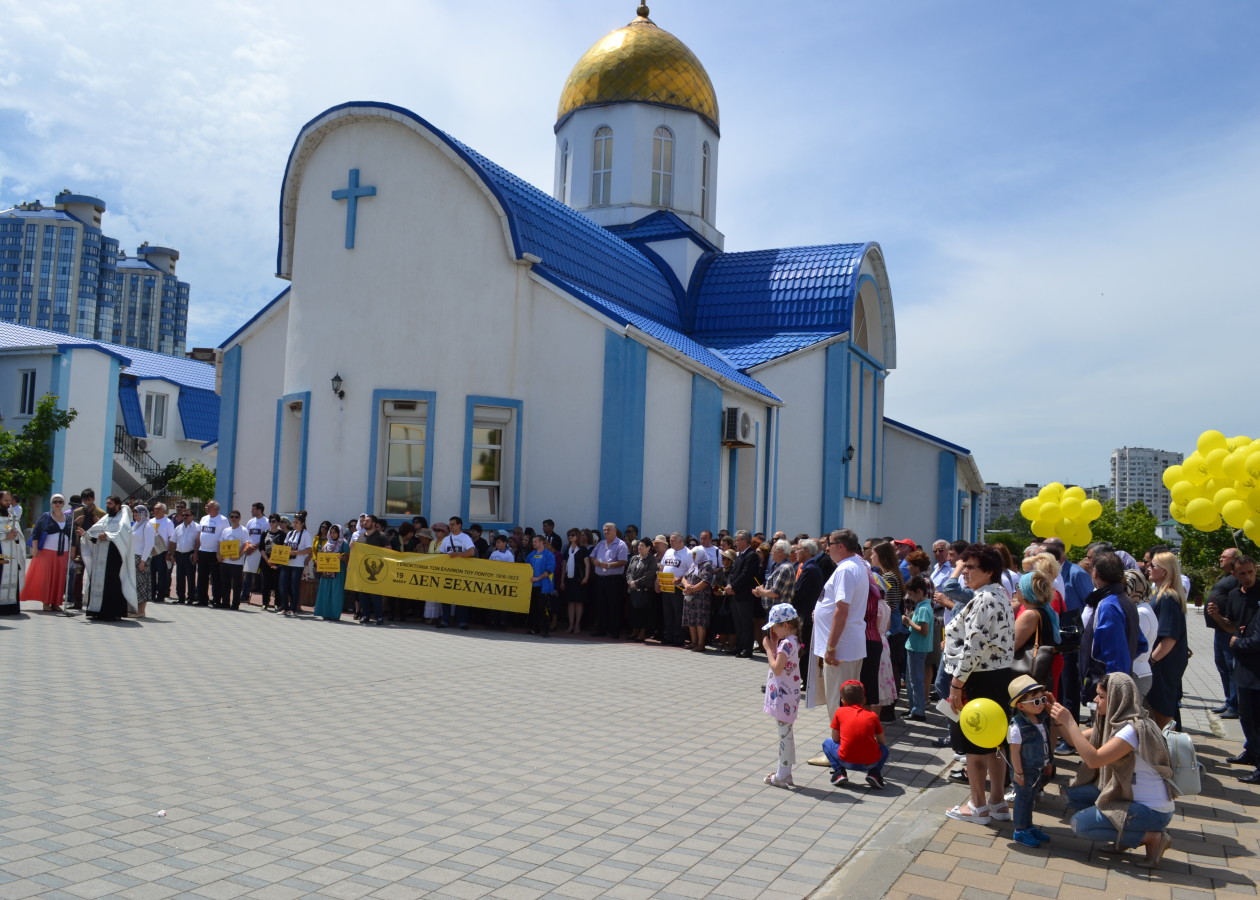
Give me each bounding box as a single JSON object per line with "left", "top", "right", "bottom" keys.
{"left": 699, "top": 544, "right": 720, "bottom": 569}
{"left": 1117, "top": 724, "right": 1175, "bottom": 812}
{"left": 284, "top": 527, "right": 313, "bottom": 567}
{"left": 439, "top": 532, "right": 475, "bottom": 555}
{"left": 813, "top": 555, "right": 869, "bottom": 661}
{"left": 1132, "top": 604, "right": 1160, "bottom": 679}
{"left": 489, "top": 549, "right": 515, "bottom": 563}
{"left": 658, "top": 547, "right": 692, "bottom": 592}
{"left": 197, "top": 514, "right": 230, "bottom": 551}
{"left": 219, "top": 525, "right": 248, "bottom": 566}
{"left": 153, "top": 515, "right": 175, "bottom": 547}
{"left": 1008, "top": 719, "right": 1049, "bottom": 750}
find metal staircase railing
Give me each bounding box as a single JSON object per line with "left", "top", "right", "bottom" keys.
{"left": 114, "top": 425, "right": 178, "bottom": 505}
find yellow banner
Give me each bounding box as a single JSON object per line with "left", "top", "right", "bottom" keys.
{"left": 346, "top": 542, "right": 532, "bottom": 613}
{"left": 219, "top": 540, "right": 241, "bottom": 560}
{"left": 269, "top": 544, "right": 291, "bottom": 566}
{"left": 315, "top": 552, "right": 341, "bottom": 574}
{"left": 659, "top": 571, "right": 676, "bottom": 593}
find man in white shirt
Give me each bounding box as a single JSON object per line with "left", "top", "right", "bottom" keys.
{"left": 171, "top": 507, "right": 199, "bottom": 602}
{"left": 808, "top": 528, "right": 869, "bottom": 718}
{"left": 697, "top": 530, "right": 720, "bottom": 569}
{"left": 437, "top": 515, "right": 476, "bottom": 629}
{"left": 242, "top": 502, "right": 268, "bottom": 603}
{"left": 195, "top": 500, "right": 230, "bottom": 606}
{"left": 657, "top": 532, "right": 693, "bottom": 647}
{"left": 217, "top": 510, "right": 249, "bottom": 609}
{"left": 150, "top": 502, "right": 176, "bottom": 601}
{"left": 590, "top": 522, "right": 629, "bottom": 639}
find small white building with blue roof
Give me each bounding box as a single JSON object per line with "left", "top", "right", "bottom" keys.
{"left": 0, "top": 320, "right": 217, "bottom": 514}
{"left": 216, "top": 5, "right": 982, "bottom": 544}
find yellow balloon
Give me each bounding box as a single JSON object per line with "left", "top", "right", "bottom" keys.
{"left": 1200, "top": 513, "right": 1223, "bottom": 533}
{"left": 1184, "top": 452, "right": 1208, "bottom": 485}
{"left": 1206, "top": 447, "right": 1230, "bottom": 478}
{"left": 1215, "top": 487, "right": 1242, "bottom": 510}
{"left": 1031, "top": 518, "right": 1054, "bottom": 539}
{"left": 1019, "top": 498, "right": 1041, "bottom": 521}
{"left": 1227, "top": 435, "right": 1253, "bottom": 452}
{"left": 959, "top": 698, "right": 1008, "bottom": 749}
{"left": 1162, "top": 465, "right": 1184, "bottom": 490}
{"left": 1170, "top": 501, "right": 1190, "bottom": 524}
{"left": 1198, "top": 429, "right": 1227, "bottom": 455}
{"left": 1223, "top": 500, "right": 1250, "bottom": 530}
{"left": 1249, "top": 489, "right": 1260, "bottom": 515}
{"left": 1060, "top": 497, "right": 1083, "bottom": 518}
{"left": 1170, "top": 481, "right": 1199, "bottom": 505}
{"left": 1246, "top": 519, "right": 1260, "bottom": 545}
{"left": 1247, "top": 451, "right": 1260, "bottom": 482}
{"left": 1081, "top": 498, "right": 1103, "bottom": 520}
{"left": 1039, "top": 502, "right": 1061, "bottom": 522}
{"left": 1224, "top": 449, "right": 1249, "bottom": 482}
{"left": 1187, "top": 498, "right": 1216, "bottom": 529}
{"left": 1063, "top": 485, "right": 1086, "bottom": 502}
{"left": 1039, "top": 482, "right": 1065, "bottom": 502}
{"left": 1076, "top": 525, "right": 1093, "bottom": 547}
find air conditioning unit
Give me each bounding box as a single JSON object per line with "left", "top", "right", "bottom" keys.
{"left": 722, "top": 406, "right": 756, "bottom": 447}
{"left": 136, "top": 438, "right": 149, "bottom": 452}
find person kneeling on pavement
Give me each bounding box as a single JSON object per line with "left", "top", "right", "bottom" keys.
{"left": 822, "top": 680, "right": 888, "bottom": 789}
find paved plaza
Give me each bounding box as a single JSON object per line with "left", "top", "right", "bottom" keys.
{"left": 2, "top": 598, "right": 1255, "bottom": 899}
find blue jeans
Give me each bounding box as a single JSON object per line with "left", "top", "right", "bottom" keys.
{"left": 277, "top": 566, "right": 303, "bottom": 613}
{"left": 1215, "top": 630, "right": 1237, "bottom": 711}
{"left": 1066, "top": 783, "right": 1173, "bottom": 846}
{"left": 441, "top": 604, "right": 469, "bottom": 627}
{"left": 906, "top": 650, "right": 928, "bottom": 715}
{"left": 822, "top": 738, "right": 888, "bottom": 776}
{"left": 1012, "top": 773, "right": 1042, "bottom": 831}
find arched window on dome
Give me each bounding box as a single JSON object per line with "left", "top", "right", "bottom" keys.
{"left": 559, "top": 140, "right": 571, "bottom": 204}
{"left": 591, "top": 127, "right": 613, "bottom": 207}
{"left": 701, "top": 142, "right": 711, "bottom": 220}
{"left": 651, "top": 126, "right": 674, "bottom": 207}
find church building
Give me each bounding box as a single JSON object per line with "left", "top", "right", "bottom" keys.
{"left": 216, "top": 5, "right": 983, "bottom": 545}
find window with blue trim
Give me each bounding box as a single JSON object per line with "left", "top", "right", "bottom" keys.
{"left": 846, "top": 350, "right": 884, "bottom": 501}
{"left": 468, "top": 405, "right": 515, "bottom": 522}
{"left": 381, "top": 399, "right": 428, "bottom": 517}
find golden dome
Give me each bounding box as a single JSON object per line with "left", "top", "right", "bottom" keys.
{"left": 556, "top": 6, "right": 719, "bottom": 132}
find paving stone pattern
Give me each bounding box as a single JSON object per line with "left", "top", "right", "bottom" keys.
{"left": 3, "top": 601, "right": 956, "bottom": 899}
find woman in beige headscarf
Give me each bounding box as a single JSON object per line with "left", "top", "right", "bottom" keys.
{"left": 1049, "top": 672, "right": 1176, "bottom": 867}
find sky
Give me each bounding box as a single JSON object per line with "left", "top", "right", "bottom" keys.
{"left": 2, "top": 0, "right": 1258, "bottom": 488}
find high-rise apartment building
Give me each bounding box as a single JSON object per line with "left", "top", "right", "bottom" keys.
{"left": 0, "top": 191, "right": 188, "bottom": 355}
{"left": 1111, "top": 446, "right": 1182, "bottom": 513}
{"left": 979, "top": 483, "right": 1040, "bottom": 532}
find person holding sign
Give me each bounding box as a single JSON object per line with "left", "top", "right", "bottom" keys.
{"left": 195, "top": 500, "right": 229, "bottom": 606}
{"left": 313, "top": 524, "right": 350, "bottom": 621}
{"left": 437, "top": 516, "right": 476, "bottom": 629}
{"left": 217, "top": 510, "right": 248, "bottom": 609}
{"left": 657, "top": 533, "right": 691, "bottom": 647}
{"left": 278, "top": 513, "right": 312, "bottom": 617}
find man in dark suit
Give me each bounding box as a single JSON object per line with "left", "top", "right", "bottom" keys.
{"left": 793, "top": 540, "right": 825, "bottom": 692}
{"left": 727, "top": 529, "right": 759, "bottom": 658}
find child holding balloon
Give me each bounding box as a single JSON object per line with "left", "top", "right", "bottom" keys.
{"left": 762, "top": 603, "right": 804, "bottom": 788}
{"left": 1008, "top": 675, "right": 1053, "bottom": 846}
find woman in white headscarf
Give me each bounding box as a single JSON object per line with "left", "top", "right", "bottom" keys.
{"left": 132, "top": 504, "right": 155, "bottom": 618}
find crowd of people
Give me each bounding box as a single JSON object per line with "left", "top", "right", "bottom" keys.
{"left": 3, "top": 486, "right": 1256, "bottom": 867}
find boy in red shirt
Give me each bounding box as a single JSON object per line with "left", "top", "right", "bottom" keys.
{"left": 822, "top": 680, "right": 889, "bottom": 788}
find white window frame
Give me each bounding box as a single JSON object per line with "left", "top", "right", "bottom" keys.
{"left": 701, "top": 142, "right": 711, "bottom": 220}
{"left": 591, "top": 126, "right": 613, "bottom": 207}
{"left": 18, "top": 369, "right": 36, "bottom": 416}
{"left": 651, "top": 126, "right": 674, "bottom": 207}
{"left": 381, "top": 401, "right": 428, "bottom": 518}
{"left": 144, "top": 391, "right": 167, "bottom": 438}
{"left": 468, "top": 405, "right": 515, "bottom": 523}
{"left": 559, "top": 139, "right": 571, "bottom": 204}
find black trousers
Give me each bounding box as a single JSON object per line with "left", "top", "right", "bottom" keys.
{"left": 150, "top": 554, "right": 170, "bottom": 599}
{"left": 220, "top": 563, "right": 243, "bottom": 608}
{"left": 174, "top": 551, "right": 195, "bottom": 601}
{"left": 261, "top": 565, "right": 280, "bottom": 608}
{"left": 196, "top": 550, "right": 220, "bottom": 604}
{"left": 594, "top": 576, "right": 625, "bottom": 637}
{"left": 530, "top": 587, "right": 552, "bottom": 635}
{"left": 732, "top": 597, "right": 756, "bottom": 654}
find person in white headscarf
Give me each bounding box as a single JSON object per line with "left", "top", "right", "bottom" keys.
{"left": 131, "top": 504, "right": 155, "bottom": 618}
{"left": 82, "top": 496, "right": 136, "bottom": 621}
{"left": 0, "top": 490, "right": 26, "bottom": 616}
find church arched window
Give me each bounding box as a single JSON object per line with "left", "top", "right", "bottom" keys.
{"left": 591, "top": 127, "right": 613, "bottom": 207}
{"left": 651, "top": 126, "right": 674, "bottom": 207}
{"left": 559, "top": 139, "right": 571, "bottom": 204}
{"left": 701, "top": 142, "right": 711, "bottom": 219}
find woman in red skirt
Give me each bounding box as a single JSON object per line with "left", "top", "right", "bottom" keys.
{"left": 21, "top": 494, "right": 73, "bottom": 610}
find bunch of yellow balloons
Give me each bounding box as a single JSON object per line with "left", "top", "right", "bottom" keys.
{"left": 1164, "top": 430, "right": 1260, "bottom": 543}
{"left": 1018, "top": 482, "right": 1104, "bottom": 550}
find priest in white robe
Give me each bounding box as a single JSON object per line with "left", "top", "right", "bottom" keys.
{"left": 82, "top": 496, "right": 136, "bottom": 621}
{"left": 0, "top": 490, "right": 25, "bottom": 616}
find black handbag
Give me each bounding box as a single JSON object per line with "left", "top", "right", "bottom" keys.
{"left": 1011, "top": 616, "right": 1057, "bottom": 684}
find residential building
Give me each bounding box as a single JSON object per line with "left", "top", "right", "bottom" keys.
{"left": 979, "top": 483, "right": 1040, "bottom": 533}
{"left": 1111, "top": 446, "right": 1182, "bottom": 513}
{"left": 0, "top": 192, "right": 189, "bottom": 356}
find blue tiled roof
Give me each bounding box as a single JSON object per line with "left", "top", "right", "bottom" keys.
{"left": 701, "top": 331, "right": 838, "bottom": 369}
{"left": 0, "top": 320, "right": 214, "bottom": 390}
{"left": 178, "top": 388, "right": 220, "bottom": 443}
{"left": 692, "top": 243, "right": 870, "bottom": 334}
{"left": 118, "top": 381, "right": 146, "bottom": 437}
{"left": 605, "top": 210, "right": 705, "bottom": 244}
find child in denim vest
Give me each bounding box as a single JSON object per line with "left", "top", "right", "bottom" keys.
{"left": 1008, "top": 674, "right": 1053, "bottom": 847}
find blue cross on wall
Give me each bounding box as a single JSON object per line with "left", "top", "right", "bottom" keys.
{"left": 331, "top": 168, "right": 377, "bottom": 249}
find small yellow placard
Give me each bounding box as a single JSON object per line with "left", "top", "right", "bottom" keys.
{"left": 219, "top": 540, "right": 241, "bottom": 560}
{"left": 269, "top": 544, "right": 291, "bottom": 566}
{"left": 315, "top": 552, "right": 341, "bottom": 574}
{"left": 659, "top": 571, "right": 676, "bottom": 593}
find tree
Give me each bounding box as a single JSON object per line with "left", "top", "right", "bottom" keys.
{"left": 167, "top": 461, "right": 216, "bottom": 511}
{"left": 989, "top": 513, "right": 1033, "bottom": 546}
{"left": 1067, "top": 500, "right": 1160, "bottom": 562}
{"left": 1177, "top": 524, "right": 1258, "bottom": 602}
{"left": 0, "top": 394, "right": 77, "bottom": 523}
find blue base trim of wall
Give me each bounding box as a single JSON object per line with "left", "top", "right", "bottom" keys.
{"left": 937, "top": 451, "right": 957, "bottom": 540}
{"left": 462, "top": 395, "right": 524, "bottom": 528}
{"left": 216, "top": 346, "right": 242, "bottom": 510}
{"left": 598, "top": 331, "right": 647, "bottom": 528}
{"left": 366, "top": 390, "right": 437, "bottom": 520}
{"left": 687, "top": 374, "right": 722, "bottom": 537}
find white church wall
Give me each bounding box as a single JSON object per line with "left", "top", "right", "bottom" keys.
{"left": 880, "top": 424, "right": 949, "bottom": 548}
{"left": 640, "top": 350, "right": 694, "bottom": 535}
{"left": 223, "top": 300, "right": 289, "bottom": 515}
{"left": 63, "top": 348, "right": 116, "bottom": 500}
{"left": 752, "top": 346, "right": 827, "bottom": 537}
